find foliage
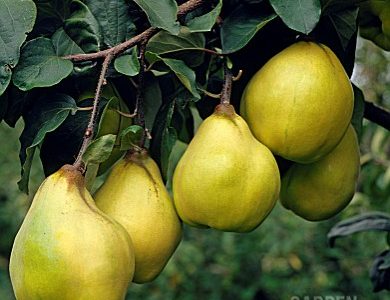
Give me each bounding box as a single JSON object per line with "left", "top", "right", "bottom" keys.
{"left": 0, "top": 0, "right": 389, "bottom": 299}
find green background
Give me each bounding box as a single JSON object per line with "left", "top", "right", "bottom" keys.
{"left": 0, "top": 38, "right": 389, "bottom": 300}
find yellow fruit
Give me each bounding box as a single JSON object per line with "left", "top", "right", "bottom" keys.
{"left": 95, "top": 151, "right": 182, "bottom": 283}
{"left": 9, "top": 165, "right": 135, "bottom": 300}
{"left": 241, "top": 41, "right": 354, "bottom": 163}
{"left": 173, "top": 104, "right": 280, "bottom": 232}
{"left": 280, "top": 126, "right": 360, "bottom": 221}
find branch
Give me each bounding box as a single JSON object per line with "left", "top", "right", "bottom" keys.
{"left": 364, "top": 101, "right": 390, "bottom": 131}
{"left": 64, "top": 0, "right": 205, "bottom": 62}
{"left": 73, "top": 53, "right": 113, "bottom": 170}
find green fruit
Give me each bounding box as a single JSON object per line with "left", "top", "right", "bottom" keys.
{"left": 280, "top": 126, "right": 360, "bottom": 221}
{"left": 241, "top": 41, "right": 354, "bottom": 163}
{"left": 9, "top": 165, "right": 135, "bottom": 300}
{"left": 95, "top": 151, "right": 182, "bottom": 283}
{"left": 173, "top": 104, "right": 280, "bottom": 232}
{"left": 359, "top": 0, "right": 390, "bottom": 51}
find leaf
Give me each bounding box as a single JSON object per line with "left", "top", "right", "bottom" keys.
{"left": 370, "top": 250, "right": 390, "bottom": 292}
{"left": 150, "top": 100, "right": 178, "bottom": 180}
{"left": 51, "top": 28, "right": 85, "bottom": 56}
{"left": 269, "top": 0, "right": 321, "bottom": 34}
{"left": 143, "top": 73, "right": 162, "bottom": 130}
{"left": 327, "top": 212, "right": 390, "bottom": 247}
{"left": 146, "top": 27, "right": 206, "bottom": 67}
{"left": 114, "top": 47, "right": 140, "bottom": 76}
{"left": 0, "top": 0, "right": 37, "bottom": 95}
{"left": 147, "top": 53, "right": 200, "bottom": 100}
{"left": 221, "top": 5, "right": 276, "bottom": 54}
{"left": 351, "top": 84, "right": 365, "bottom": 141}
{"left": 12, "top": 38, "right": 73, "bottom": 91}
{"left": 82, "top": 134, "right": 116, "bottom": 165}
{"left": 187, "top": 0, "right": 222, "bottom": 32}
{"left": 120, "top": 125, "right": 144, "bottom": 151}
{"left": 64, "top": 0, "right": 101, "bottom": 53}
{"left": 133, "top": 0, "right": 180, "bottom": 35}
{"left": 329, "top": 7, "right": 358, "bottom": 50}
{"left": 84, "top": 0, "right": 136, "bottom": 47}
{"left": 166, "top": 140, "right": 188, "bottom": 194}
{"left": 19, "top": 94, "right": 77, "bottom": 193}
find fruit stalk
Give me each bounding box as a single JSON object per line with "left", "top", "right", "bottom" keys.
{"left": 220, "top": 61, "right": 233, "bottom": 105}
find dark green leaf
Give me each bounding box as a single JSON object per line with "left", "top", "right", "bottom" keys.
{"left": 187, "top": 0, "right": 222, "bottom": 32}
{"left": 19, "top": 94, "right": 77, "bottom": 193}
{"left": 84, "top": 0, "right": 137, "bottom": 47}
{"left": 12, "top": 38, "right": 73, "bottom": 91}
{"left": 370, "top": 250, "right": 390, "bottom": 292}
{"left": 33, "top": 0, "right": 71, "bottom": 36}
{"left": 51, "top": 28, "right": 85, "bottom": 56}
{"left": 143, "top": 73, "right": 162, "bottom": 130}
{"left": 150, "top": 100, "right": 178, "bottom": 180}
{"left": 133, "top": 0, "right": 180, "bottom": 34}
{"left": 351, "top": 84, "right": 365, "bottom": 140}
{"left": 221, "top": 5, "right": 276, "bottom": 54}
{"left": 82, "top": 134, "right": 116, "bottom": 164}
{"left": 64, "top": 0, "right": 101, "bottom": 53}
{"left": 146, "top": 28, "right": 206, "bottom": 67}
{"left": 329, "top": 8, "right": 358, "bottom": 50}
{"left": 0, "top": 0, "right": 36, "bottom": 95}
{"left": 327, "top": 212, "right": 390, "bottom": 247}
{"left": 114, "top": 47, "right": 140, "bottom": 76}
{"left": 269, "top": 0, "right": 321, "bottom": 34}
{"left": 166, "top": 140, "right": 188, "bottom": 194}
{"left": 120, "top": 125, "right": 144, "bottom": 151}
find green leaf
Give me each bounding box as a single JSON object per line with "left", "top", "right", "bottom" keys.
{"left": 82, "top": 134, "right": 117, "bottom": 165}
{"left": 64, "top": 0, "right": 101, "bottom": 53}
{"left": 166, "top": 140, "right": 188, "bottom": 194}
{"left": 34, "top": 0, "right": 72, "bottom": 36}
{"left": 19, "top": 94, "right": 77, "bottom": 193}
{"left": 221, "top": 5, "right": 276, "bottom": 54}
{"left": 133, "top": 0, "right": 180, "bottom": 35}
{"left": 187, "top": 0, "right": 222, "bottom": 32}
{"left": 84, "top": 0, "right": 136, "bottom": 47}
{"left": 146, "top": 27, "right": 206, "bottom": 67}
{"left": 150, "top": 100, "right": 178, "bottom": 180}
{"left": 370, "top": 250, "right": 390, "bottom": 292}
{"left": 327, "top": 212, "right": 390, "bottom": 247}
{"left": 143, "top": 73, "right": 162, "bottom": 130}
{"left": 0, "top": 0, "right": 36, "bottom": 95}
{"left": 329, "top": 8, "right": 358, "bottom": 50}
{"left": 149, "top": 55, "right": 200, "bottom": 99}
{"left": 269, "top": 0, "right": 321, "bottom": 34}
{"left": 120, "top": 125, "right": 144, "bottom": 151}
{"left": 51, "top": 28, "right": 85, "bottom": 56}
{"left": 114, "top": 47, "right": 140, "bottom": 76}
{"left": 351, "top": 84, "right": 365, "bottom": 141}
{"left": 12, "top": 38, "right": 73, "bottom": 91}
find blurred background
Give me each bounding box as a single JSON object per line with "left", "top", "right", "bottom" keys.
{"left": 0, "top": 37, "right": 389, "bottom": 300}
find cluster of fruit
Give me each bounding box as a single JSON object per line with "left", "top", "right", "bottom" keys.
{"left": 9, "top": 41, "right": 360, "bottom": 299}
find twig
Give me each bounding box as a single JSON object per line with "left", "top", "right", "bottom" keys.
{"left": 364, "top": 101, "right": 390, "bottom": 131}
{"left": 220, "top": 61, "right": 233, "bottom": 105}
{"left": 64, "top": 0, "right": 205, "bottom": 62}
{"left": 73, "top": 53, "right": 113, "bottom": 170}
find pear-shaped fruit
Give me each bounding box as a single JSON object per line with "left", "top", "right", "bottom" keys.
{"left": 240, "top": 41, "right": 354, "bottom": 163}
{"left": 280, "top": 126, "right": 360, "bottom": 221}
{"left": 95, "top": 151, "right": 182, "bottom": 283}
{"left": 173, "top": 104, "right": 281, "bottom": 232}
{"left": 9, "top": 165, "right": 135, "bottom": 300}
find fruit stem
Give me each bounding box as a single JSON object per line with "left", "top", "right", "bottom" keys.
{"left": 134, "top": 42, "right": 148, "bottom": 148}
{"left": 73, "top": 53, "right": 113, "bottom": 171}
{"left": 220, "top": 60, "right": 233, "bottom": 105}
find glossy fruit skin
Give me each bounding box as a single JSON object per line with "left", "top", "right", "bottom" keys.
{"left": 9, "top": 165, "right": 135, "bottom": 300}
{"left": 280, "top": 126, "right": 360, "bottom": 221}
{"left": 173, "top": 104, "right": 281, "bottom": 233}
{"left": 359, "top": 0, "right": 390, "bottom": 51}
{"left": 240, "top": 41, "right": 354, "bottom": 163}
{"left": 95, "top": 152, "right": 182, "bottom": 283}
